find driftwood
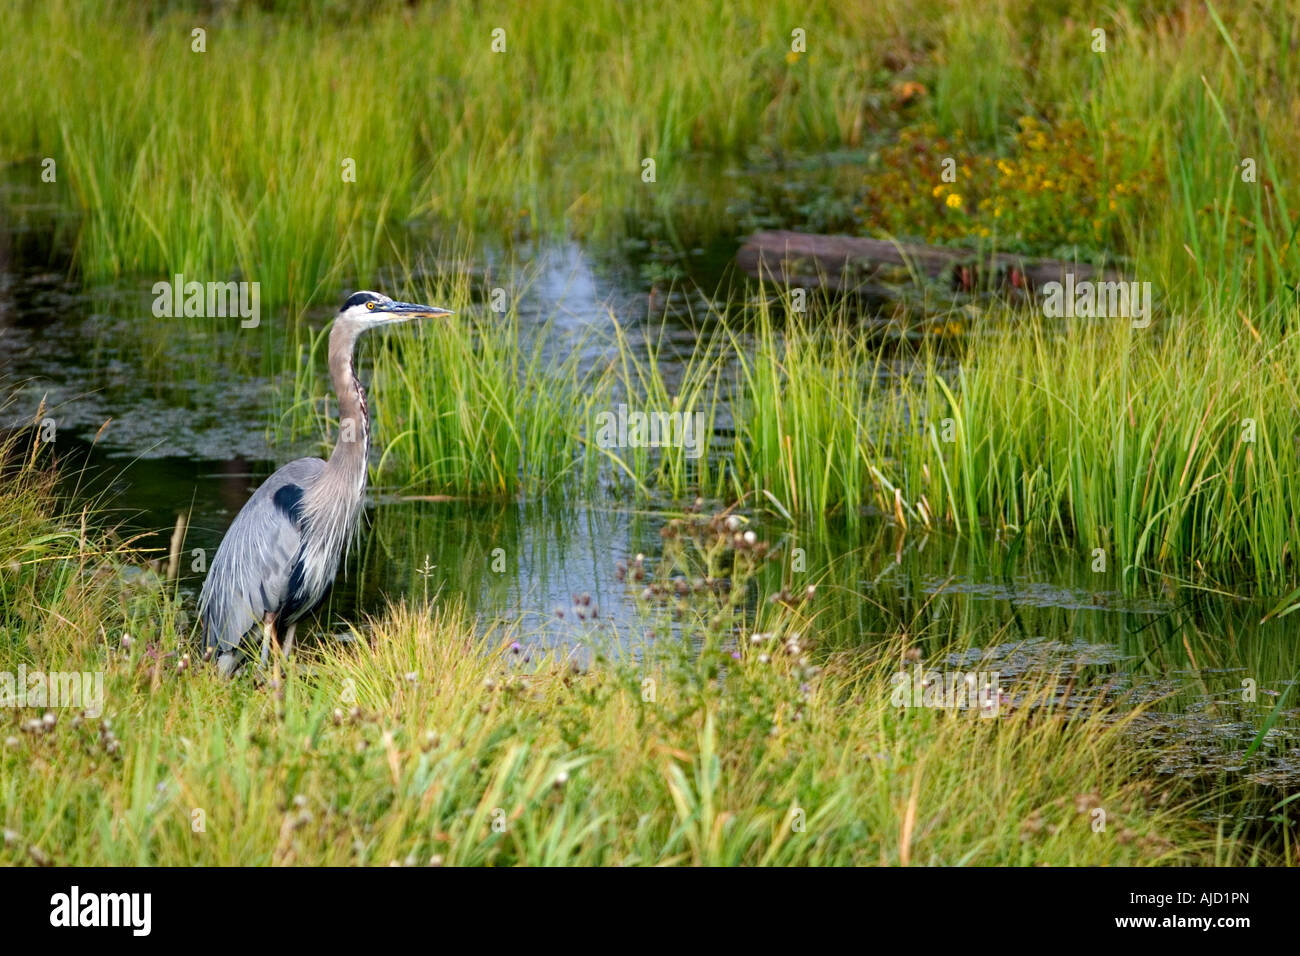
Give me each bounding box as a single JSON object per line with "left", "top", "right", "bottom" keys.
{"left": 736, "top": 230, "right": 1121, "bottom": 300}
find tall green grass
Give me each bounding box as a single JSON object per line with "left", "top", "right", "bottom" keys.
{"left": 679, "top": 293, "right": 1300, "bottom": 586}
{"left": 1, "top": 0, "right": 879, "bottom": 309}
{"left": 278, "top": 264, "right": 612, "bottom": 496}
{"left": 0, "top": 443, "right": 1271, "bottom": 865}
{"left": 892, "top": 302, "right": 1300, "bottom": 585}
{"left": 297, "top": 280, "right": 1300, "bottom": 587}
{"left": 919, "top": 0, "right": 1300, "bottom": 311}
{"left": 9, "top": 593, "right": 1258, "bottom": 865}
{"left": 8, "top": 0, "right": 1300, "bottom": 310}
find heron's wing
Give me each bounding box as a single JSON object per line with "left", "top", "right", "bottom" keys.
{"left": 198, "top": 458, "right": 325, "bottom": 654}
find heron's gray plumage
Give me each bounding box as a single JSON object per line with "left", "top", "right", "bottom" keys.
{"left": 198, "top": 457, "right": 326, "bottom": 657}
{"left": 197, "top": 290, "right": 452, "bottom": 673}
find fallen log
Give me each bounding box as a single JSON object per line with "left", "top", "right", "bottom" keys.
{"left": 736, "top": 230, "right": 1121, "bottom": 299}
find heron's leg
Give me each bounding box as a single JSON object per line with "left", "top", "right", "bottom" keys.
{"left": 281, "top": 621, "right": 298, "bottom": 661}
{"left": 259, "top": 611, "right": 277, "bottom": 669}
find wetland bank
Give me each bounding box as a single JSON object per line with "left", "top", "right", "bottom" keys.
{"left": 2, "top": 0, "right": 1299, "bottom": 865}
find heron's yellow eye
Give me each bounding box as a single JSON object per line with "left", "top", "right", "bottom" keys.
{"left": 366, "top": 301, "right": 376, "bottom": 310}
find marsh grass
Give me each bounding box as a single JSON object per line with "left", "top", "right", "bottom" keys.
{"left": 11, "top": 1, "right": 1299, "bottom": 312}
{"left": 595, "top": 315, "right": 730, "bottom": 497}
{"left": 0, "top": 447, "right": 1270, "bottom": 865}
{"left": 278, "top": 265, "right": 613, "bottom": 497}
{"left": 7, "top": 600, "right": 1244, "bottom": 866}
{"left": 0, "top": 429, "right": 80, "bottom": 633}
{"left": 697, "top": 290, "right": 1300, "bottom": 586}
{"left": 373, "top": 309, "right": 607, "bottom": 497}
{"left": 0, "top": 409, "right": 166, "bottom": 641}
{"left": 2, "top": 0, "right": 878, "bottom": 309}
{"left": 890, "top": 302, "right": 1300, "bottom": 585}
{"left": 272, "top": 276, "right": 1300, "bottom": 587}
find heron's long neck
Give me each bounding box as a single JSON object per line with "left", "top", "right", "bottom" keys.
{"left": 326, "top": 328, "right": 371, "bottom": 491}
{"left": 291, "top": 327, "right": 371, "bottom": 595}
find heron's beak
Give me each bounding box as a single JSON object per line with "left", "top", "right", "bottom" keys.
{"left": 382, "top": 301, "right": 455, "bottom": 321}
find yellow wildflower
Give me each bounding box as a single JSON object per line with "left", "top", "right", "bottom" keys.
{"left": 945, "top": 193, "right": 963, "bottom": 209}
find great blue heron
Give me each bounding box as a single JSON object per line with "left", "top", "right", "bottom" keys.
{"left": 198, "top": 290, "right": 452, "bottom": 675}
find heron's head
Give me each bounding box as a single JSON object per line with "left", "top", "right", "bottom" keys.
{"left": 334, "top": 290, "right": 453, "bottom": 335}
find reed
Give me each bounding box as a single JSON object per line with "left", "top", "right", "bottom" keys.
{"left": 1, "top": 0, "right": 877, "bottom": 309}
